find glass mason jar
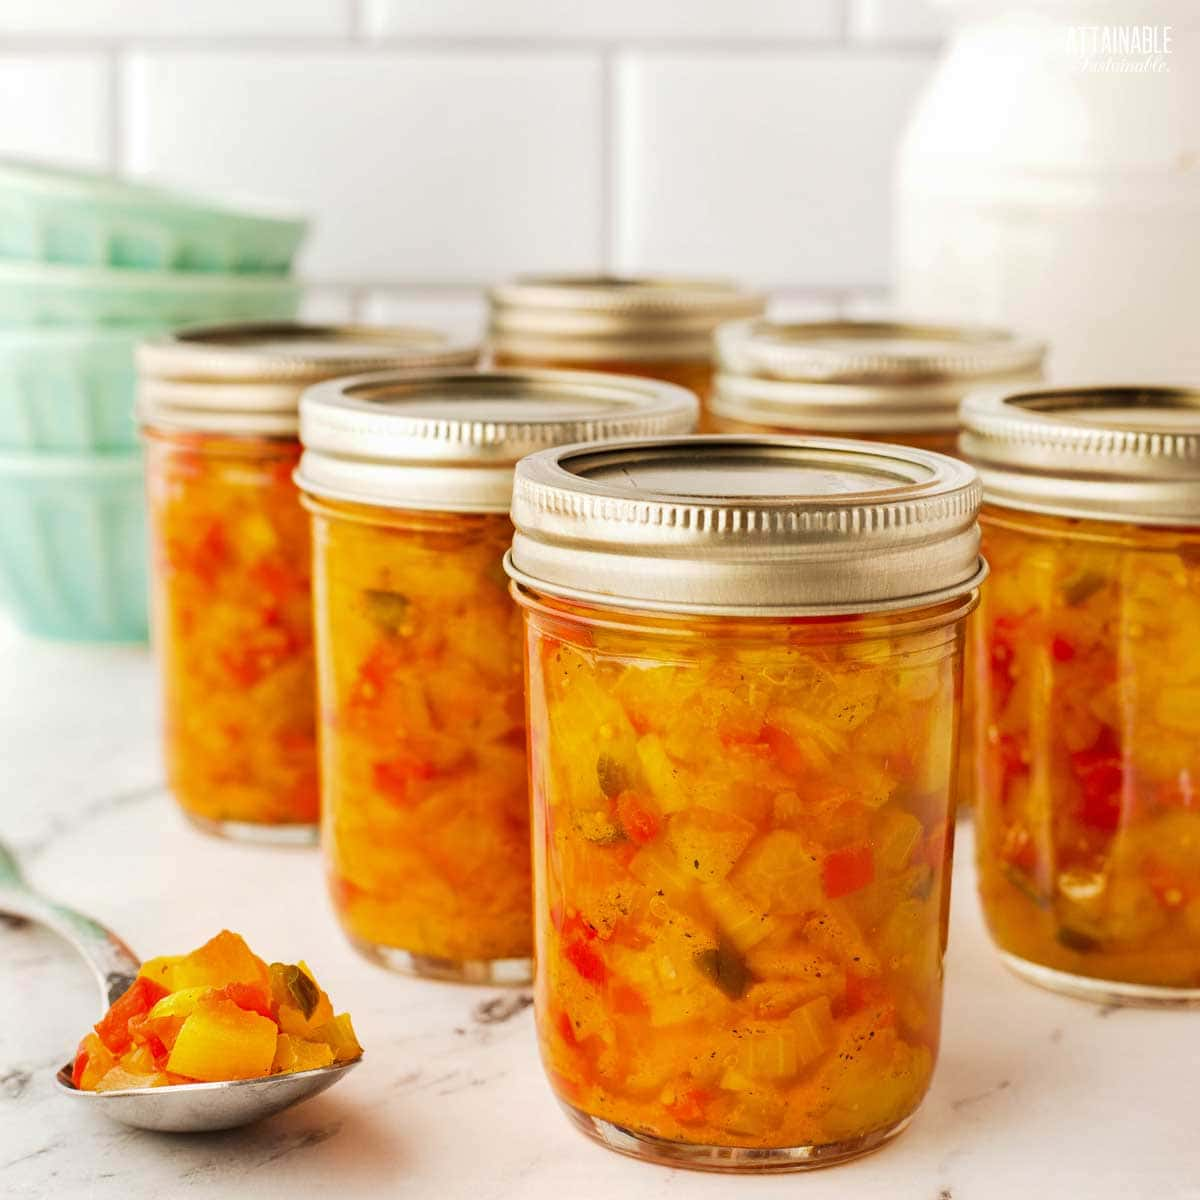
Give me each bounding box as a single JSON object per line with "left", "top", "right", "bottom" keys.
{"left": 962, "top": 385, "right": 1200, "bottom": 1006}
{"left": 488, "top": 276, "right": 764, "bottom": 428}
{"left": 295, "top": 370, "right": 698, "bottom": 983}
{"left": 710, "top": 320, "right": 1043, "bottom": 813}
{"left": 507, "top": 435, "right": 984, "bottom": 1169}
{"left": 138, "top": 323, "right": 477, "bottom": 842}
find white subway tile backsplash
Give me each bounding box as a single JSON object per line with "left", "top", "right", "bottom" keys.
{"left": 363, "top": 0, "right": 840, "bottom": 41}
{"left": 613, "top": 52, "right": 936, "bottom": 290}
{"left": 848, "top": 0, "right": 949, "bottom": 43}
{"left": 359, "top": 288, "right": 487, "bottom": 346}
{"left": 122, "top": 51, "right": 605, "bottom": 285}
{"left": 0, "top": 55, "right": 110, "bottom": 167}
{"left": 0, "top": 1, "right": 350, "bottom": 38}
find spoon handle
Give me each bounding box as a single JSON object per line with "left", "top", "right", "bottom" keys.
{"left": 0, "top": 840, "right": 140, "bottom": 1009}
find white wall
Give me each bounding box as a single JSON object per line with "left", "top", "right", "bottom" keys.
{"left": 0, "top": 0, "right": 947, "bottom": 335}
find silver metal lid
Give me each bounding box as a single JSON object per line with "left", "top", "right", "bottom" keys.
{"left": 713, "top": 320, "right": 1046, "bottom": 434}
{"left": 489, "top": 276, "right": 766, "bottom": 363}
{"left": 295, "top": 368, "right": 699, "bottom": 514}
{"left": 507, "top": 435, "right": 985, "bottom": 616}
{"left": 137, "top": 322, "right": 479, "bottom": 437}
{"left": 961, "top": 384, "right": 1200, "bottom": 526}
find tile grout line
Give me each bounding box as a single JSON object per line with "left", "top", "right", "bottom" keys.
{"left": 0, "top": 34, "right": 939, "bottom": 55}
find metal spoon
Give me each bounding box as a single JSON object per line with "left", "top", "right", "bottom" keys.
{"left": 0, "top": 840, "right": 359, "bottom": 1132}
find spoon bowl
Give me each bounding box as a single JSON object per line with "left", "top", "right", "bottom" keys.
{"left": 54, "top": 1058, "right": 358, "bottom": 1133}
{"left": 1, "top": 839, "right": 359, "bottom": 1132}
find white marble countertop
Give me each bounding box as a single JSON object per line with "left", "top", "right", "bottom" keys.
{"left": 0, "top": 622, "right": 1195, "bottom": 1199}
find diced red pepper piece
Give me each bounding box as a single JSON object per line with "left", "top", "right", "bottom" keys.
{"left": 665, "top": 1086, "right": 711, "bottom": 1125}
{"left": 220, "top": 982, "right": 277, "bottom": 1022}
{"left": 610, "top": 983, "right": 649, "bottom": 1016}
{"left": 841, "top": 972, "right": 895, "bottom": 1024}
{"left": 615, "top": 791, "right": 661, "bottom": 845}
{"left": 372, "top": 754, "right": 437, "bottom": 806}
{"left": 563, "top": 937, "right": 607, "bottom": 985}
{"left": 71, "top": 1045, "right": 89, "bottom": 1089}
{"left": 94, "top": 977, "right": 170, "bottom": 1055}
{"left": 760, "top": 723, "right": 811, "bottom": 776}
{"left": 556, "top": 1009, "right": 578, "bottom": 1047}
{"left": 187, "top": 520, "right": 230, "bottom": 587}
{"left": 1071, "top": 727, "right": 1124, "bottom": 833}
{"left": 1050, "top": 635, "right": 1076, "bottom": 662}
{"left": 822, "top": 844, "right": 875, "bottom": 898}
{"left": 988, "top": 615, "right": 1023, "bottom": 709}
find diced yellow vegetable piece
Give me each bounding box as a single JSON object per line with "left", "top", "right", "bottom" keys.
{"left": 148, "top": 986, "right": 216, "bottom": 1021}
{"left": 273, "top": 1033, "right": 336, "bottom": 1074}
{"left": 629, "top": 840, "right": 696, "bottom": 909}
{"left": 789, "top": 995, "right": 834, "bottom": 1067}
{"left": 876, "top": 811, "right": 924, "bottom": 873}
{"left": 667, "top": 808, "right": 756, "bottom": 884}
{"left": 635, "top": 733, "right": 688, "bottom": 813}
{"left": 312, "top": 1013, "right": 363, "bottom": 1063}
{"left": 166, "top": 997, "right": 278, "bottom": 1082}
{"left": 701, "top": 881, "right": 775, "bottom": 953}
{"left": 95, "top": 1066, "right": 170, "bottom": 1091}
{"left": 730, "top": 830, "right": 823, "bottom": 913}
{"left": 141, "top": 930, "right": 269, "bottom": 992}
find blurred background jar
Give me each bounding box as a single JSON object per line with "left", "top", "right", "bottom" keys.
{"left": 296, "top": 369, "right": 697, "bottom": 984}
{"left": 138, "top": 323, "right": 477, "bottom": 843}
{"left": 711, "top": 319, "right": 1044, "bottom": 454}
{"left": 488, "top": 276, "right": 764, "bottom": 427}
{"left": 896, "top": 1, "right": 1200, "bottom": 379}
{"left": 962, "top": 383, "right": 1200, "bottom": 1006}
{"left": 508, "top": 435, "right": 984, "bottom": 1168}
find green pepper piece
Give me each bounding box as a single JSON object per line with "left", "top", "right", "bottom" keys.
{"left": 1056, "top": 926, "right": 1100, "bottom": 953}
{"left": 694, "top": 942, "right": 750, "bottom": 1000}
{"left": 1061, "top": 570, "right": 1106, "bottom": 607}
{"left": 271, "top": 962, "right": 320, "bottom": 1018}
{"left": 596, "top": 754, "right": 628, "bottom": 799}
{"left": 363, "top": 589, "right": 410, "bottom": 635}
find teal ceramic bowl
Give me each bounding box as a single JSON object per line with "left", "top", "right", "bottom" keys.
{"left": 0, "top": 449, "right": 147, "bottom": 642}
{"left": 0, "top": 260, "right": 302, "bottom": 327}
{"left": 0, "top": 158, "right": 306, "bottom": 274}
{"left": 0, "top": 328, "right": 153, "bottom": 450}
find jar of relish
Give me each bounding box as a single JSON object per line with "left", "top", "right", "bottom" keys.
{"left": 488, "top": 276, "right": 764, "bottom": 427}
{"left": 295, "top": 370, "right": 697, "bottom": 983}
{"left": 507, "top": 434, "right": 984, "bottom": 1168}
{"left": 963, "top": 385, "right": 1200, "bottom": 1006}
{"left": 711, "top": 319, "right": 1045, "bottom": 455}
{"left": 138, "top": 323, "right": 477, "bottom": 842}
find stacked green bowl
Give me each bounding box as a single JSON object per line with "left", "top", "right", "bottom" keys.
{"left": 0, "top": 159, "right": 306, "bottom": 641}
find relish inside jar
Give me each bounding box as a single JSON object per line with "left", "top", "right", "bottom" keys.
{"left": 297, "top": 369, "right": 698, "bottom": 983}
{"left": 138, "top": 322, "right": 478, "bottom": 840}
{"left": 962, "top": 384, "right": 1200, "bottom": 1005}
{"left": 507, "top": 434, "right": 984, "bottom": 1169}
